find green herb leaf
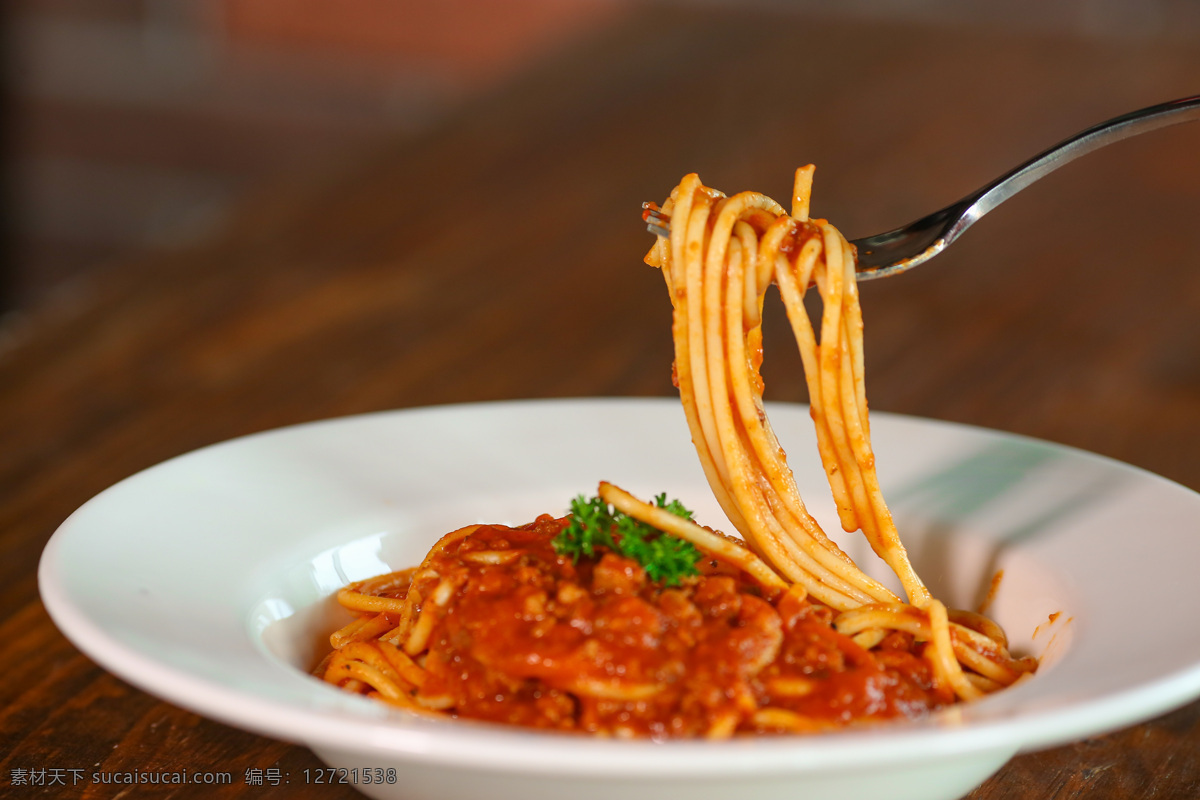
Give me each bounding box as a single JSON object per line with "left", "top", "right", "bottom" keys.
{"left": 552, "top": 493, "right": 701, "bottom": 586}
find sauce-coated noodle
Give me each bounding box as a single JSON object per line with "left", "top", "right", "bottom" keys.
{"left": 316, "top": 169, "right": 1036, "bottom": 737}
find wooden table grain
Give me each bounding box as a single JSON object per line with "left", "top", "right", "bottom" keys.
{"left": 2, "top": 7, "right": 1199, "bottom": 798}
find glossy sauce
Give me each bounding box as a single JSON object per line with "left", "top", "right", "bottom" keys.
{"left": 408, "top": 516, "right": 952, "bottom": 738}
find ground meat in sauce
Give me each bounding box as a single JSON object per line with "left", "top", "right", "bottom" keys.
{"left": 408, "top": 515, "right": 953, "bottom": 738}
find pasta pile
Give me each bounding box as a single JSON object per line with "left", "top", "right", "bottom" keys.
{"left": 315, "top": 169, "right": 1036, "bottom": 732}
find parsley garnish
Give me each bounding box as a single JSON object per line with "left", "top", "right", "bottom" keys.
{"left": 552, "top": 493, "right": 702, "bottom": 586}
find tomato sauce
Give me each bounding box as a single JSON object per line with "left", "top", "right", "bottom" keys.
{"left": 408, "top": 516, "right": 953, "bottom": 738}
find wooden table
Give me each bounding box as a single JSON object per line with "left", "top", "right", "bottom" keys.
{"left": 3, "top": 7, "right": 1198, "bottom": 798}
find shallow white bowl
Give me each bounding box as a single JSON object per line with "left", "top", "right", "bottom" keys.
{"left": 39, "top": 398, "right": 1200, "bottom": 800}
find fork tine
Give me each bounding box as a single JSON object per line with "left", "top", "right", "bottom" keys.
{"left": 641, "top": 202, "right": 671, "bottom": 237}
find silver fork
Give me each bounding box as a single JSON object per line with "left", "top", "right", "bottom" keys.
{"left": 643, "top": 94, "right": 1200, "bottom": 280}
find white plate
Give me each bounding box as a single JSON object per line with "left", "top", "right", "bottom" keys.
{"left": 39, "top": 398, "right": 1200, "bottom": 800}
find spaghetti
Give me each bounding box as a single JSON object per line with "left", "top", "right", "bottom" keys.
{"left": 641, "top": 168, "right": 1033, "bottom": 701}
{"left": 316, "top": 169, "right": 1035, "bottom": 736}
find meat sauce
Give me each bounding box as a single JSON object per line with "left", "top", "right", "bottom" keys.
{"left": 402, "top": 515, "right": 952, "bottom": 738}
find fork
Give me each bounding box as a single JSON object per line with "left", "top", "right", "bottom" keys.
{"left": 643, "top": 94, "right": 1200, "bottom": 280}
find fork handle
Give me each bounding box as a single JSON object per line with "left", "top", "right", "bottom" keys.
{"left": 954, "top": 94, "right": 1200, "bottom": 240}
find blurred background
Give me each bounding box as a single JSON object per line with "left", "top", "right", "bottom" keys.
{"left": 3, "top": 7, "right": 1198, "bottom": 795}
{"left": 1, "top": 0, "right": 632, "bottom": 311}
{"left": 3, "top": 0, "right": 1199, "bottom": 314}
